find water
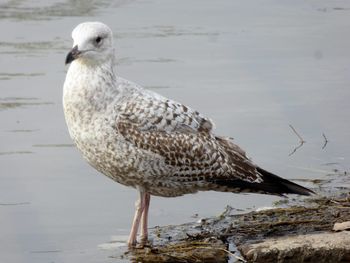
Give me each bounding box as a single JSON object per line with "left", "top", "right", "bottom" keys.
{"left": 1, "top": 0, "right": 349, "bottom": 262}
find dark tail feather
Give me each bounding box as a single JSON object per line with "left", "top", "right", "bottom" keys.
{"left": 210, "top": 167, "right": 314, "bottom": 196}
{"left": 255, "top": 167, "right": 314, "bottom": 196}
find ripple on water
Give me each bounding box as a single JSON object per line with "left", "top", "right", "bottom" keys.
{"left": 0, "top": 40, "right": 68, "bottom": 56}
{"left": 117, "top": 25, "right": 220, "bottom": 39}
{"left": 0, "top": 151, "right": 33, "bottom": 156}
{"left": 0, "top": 72, "right": 45, "bottom": 80}
{"left": 0, "top": 0, "right": 113, "bottom": 21}
{"left": 32, "top": 144, "right": 75, "bottom": 148}
{"left": 0, "top": 97, "right": 53, "bottom": 110}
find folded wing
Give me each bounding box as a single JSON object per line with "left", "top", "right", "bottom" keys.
{"left": 114, "top": 90, "right": 262, "bottom": 184}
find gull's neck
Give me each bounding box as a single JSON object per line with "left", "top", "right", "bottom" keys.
{"left": 68, "top": 56, "right": 116, "bottom": 84}
{"left": 63, "top": 56, "right": 120, "bottom": 120}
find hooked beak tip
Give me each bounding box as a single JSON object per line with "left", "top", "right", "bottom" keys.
{"left": 65, "top": 45, "right": 80, "bottom": 65}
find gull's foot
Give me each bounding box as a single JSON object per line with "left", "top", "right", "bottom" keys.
{"left": 127, "top": 238, "right": 137, "bottom": 248}
{"left": 140, "top": 234, "right": 148, "bottom": 244}
{"left": 136, "top": 236, "right": 150, "bottom": 249}
{"left": 127, "top": 237, "right": 150, "bottom": 249}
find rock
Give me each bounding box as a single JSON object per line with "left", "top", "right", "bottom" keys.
{"left": 239, "top": 231, "right": 350, "bottom": 263}
{"left": 124, "top": 193, "right": 350, "bottom": 262}
{"left": 333, "top": 221, "right": 350, "bottom": 232}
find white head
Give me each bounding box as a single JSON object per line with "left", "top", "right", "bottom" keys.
{"left": 65, "top": 22, "right": 114, "bottom": 65}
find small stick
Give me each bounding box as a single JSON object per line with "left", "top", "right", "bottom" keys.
{"left": 289, "top": 124, "right": 305, "bottom": 143}
{"left": 219, "top": 248, "right": 247, "bottom": 262}
{"left": 322, "top": 133, "right": 328, "bottom": 150}
{"left": 289, "top": 124, "right": 306, "bottom": 156}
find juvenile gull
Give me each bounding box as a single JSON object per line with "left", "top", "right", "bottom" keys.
{"left": 63, "top": 22, "right": 313, "bottom": 247}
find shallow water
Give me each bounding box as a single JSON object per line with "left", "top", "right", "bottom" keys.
{"left": 0, "top": 0, "right": 349, "bottom": 262}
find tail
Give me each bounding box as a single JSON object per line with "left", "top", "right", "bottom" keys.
{"left": 212, "top": 137, "right": 314, "bottom": 196}
{"left": 255, "top": 167, "right": 314, "bottom": 196}
{"left": 210, "top": 167, "right": 314, "bottom": 196}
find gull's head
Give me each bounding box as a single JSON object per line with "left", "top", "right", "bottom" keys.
{"left": 65, "top": 22, "right": 114, "bottom": 65}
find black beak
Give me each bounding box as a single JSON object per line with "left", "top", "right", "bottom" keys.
{"left": 65, "top": 45, "right": 81, "bottom": 65}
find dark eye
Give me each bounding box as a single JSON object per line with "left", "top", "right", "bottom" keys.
{"left": 95, "top": 36, "right": 102, "bottom": 44}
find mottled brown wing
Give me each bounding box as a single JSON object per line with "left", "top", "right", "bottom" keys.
{"left": 115, "top": 90, "right": 214, "bottom": 134}
{"left": 114, "top": 92, "right": 261, "bottom": 183}
{"left": 116, "top": 120, "right": 229, "bottom": 178}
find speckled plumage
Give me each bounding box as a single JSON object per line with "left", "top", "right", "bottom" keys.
{"left": 64, "top": 64, "right": 262, "bottom": 197}
{"left": 63, "top": 22, "right": 313, "bottom": 246}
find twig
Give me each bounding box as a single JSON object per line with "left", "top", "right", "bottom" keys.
{"left": 219, "top": 248, "right": 247, "bottom": 262}
{"left": 322, "top": 133, "right": 329, "bottom": 150}
{"left": 288, "top": 124, "right": 306, "bottom": 156}
{"left": 288, "top": 143, "right": 304, "bottom": 156}
{"left": 289, "top": 124, "right": 305, "bottom": 143}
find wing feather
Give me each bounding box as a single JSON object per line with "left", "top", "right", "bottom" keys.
{"left": 114, "top": 89, "right": 261, "bottom": 183}
{"left": 115, "top": 89, "right": 213, "bottom": 133}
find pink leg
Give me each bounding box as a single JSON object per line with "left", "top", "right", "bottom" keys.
{"left": 140, "top": 193, "right": 151, "bottom": 243}
{"left": 127, "top": 191, "right": 146, "bottom": 247}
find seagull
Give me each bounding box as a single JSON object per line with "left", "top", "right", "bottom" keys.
{"left": 63, "top": 22, "right": 313, "bottom": 247}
